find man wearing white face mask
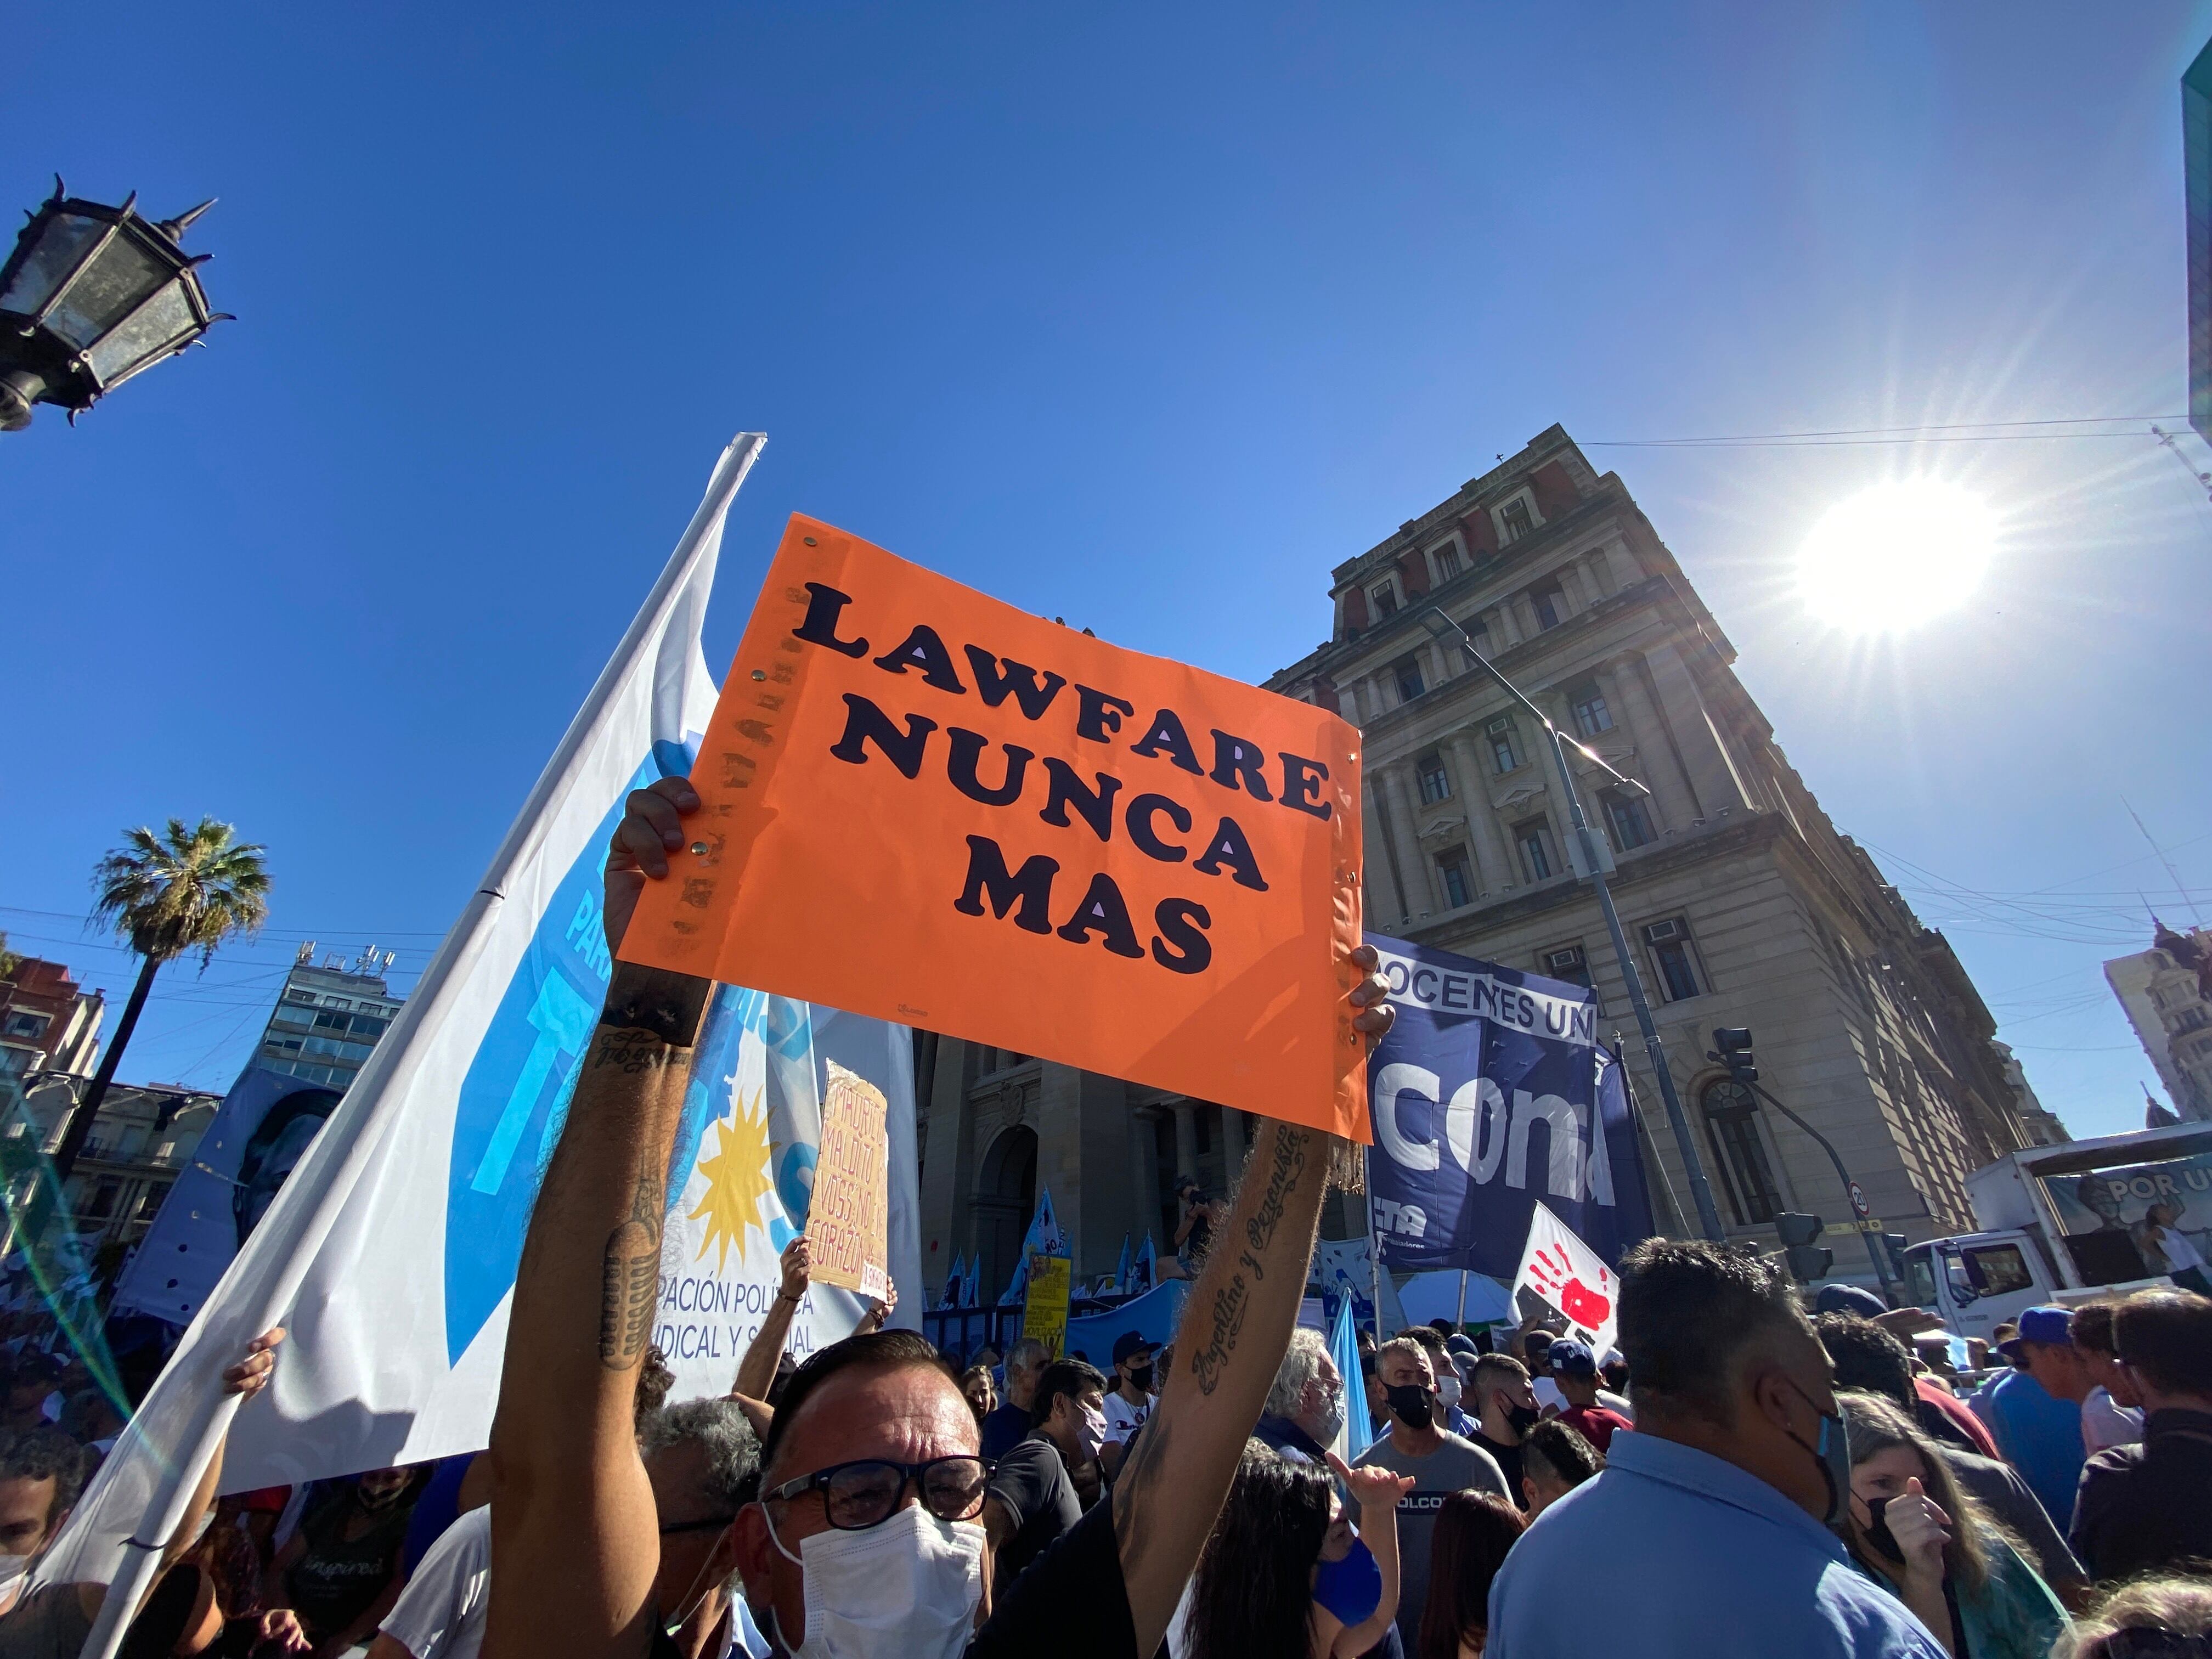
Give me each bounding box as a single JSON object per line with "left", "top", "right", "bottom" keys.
{"left": 981, "top": 1359, "right": 1106, "bottom": 1593}
{"left": 482, "top": 778, "right": 1397, "bottom": 1659}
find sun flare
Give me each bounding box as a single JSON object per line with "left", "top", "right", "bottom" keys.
{"left": 1796, "top": 479, "right": 1996, "bottom": 634}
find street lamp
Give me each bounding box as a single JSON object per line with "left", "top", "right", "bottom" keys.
{"left": 1417, "top": 605, "right": 1729, "bottom": 1242}
{"left": 0, "top": 178, "right": 228, "bottom": 432}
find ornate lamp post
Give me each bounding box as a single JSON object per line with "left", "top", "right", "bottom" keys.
{"left": 0, "top": 178, "right": 228, "bottom": 432}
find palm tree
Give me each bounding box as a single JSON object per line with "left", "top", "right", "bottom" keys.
{"left": 52, "top": 819, "right": 270, "bottom": 1182}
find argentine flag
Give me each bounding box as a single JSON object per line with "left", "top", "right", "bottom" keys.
{"left": 42, "top": 436, "right": 915, "bottom": 1635}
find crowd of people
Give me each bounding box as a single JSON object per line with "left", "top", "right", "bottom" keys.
{"left": 1, "top": 777, "right": 2207, "bottom": 1659}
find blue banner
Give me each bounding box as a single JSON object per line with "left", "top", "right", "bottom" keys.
{"left": 1365, "top": 932, "right": 1654, "bottom": 1278}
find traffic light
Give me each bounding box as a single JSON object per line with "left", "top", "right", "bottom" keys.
{"left": 1775, "top": 1212, "right": 1833, "bottom": 1283}
{"left": 1882, "top": 1233, "right": 1909, "bottom": 1282}
{"left": 1711, "top": 1027, "right": 1758, "bottom": 1085}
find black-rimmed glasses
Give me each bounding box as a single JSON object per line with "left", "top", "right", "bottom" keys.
{"left": 761, "top": 1456, "right": 991, "bottom": 1531}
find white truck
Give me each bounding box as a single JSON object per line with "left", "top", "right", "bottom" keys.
{"left": 1901, "top": 1119, "right": 2212, "bottom": 1340}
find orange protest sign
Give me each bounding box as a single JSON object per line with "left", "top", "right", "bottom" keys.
{"left": 619, "top": 514, "right": 1370, "bottom": 1139}
{"left": 810, "top": 1062, "right": 890, "bottom": 1299}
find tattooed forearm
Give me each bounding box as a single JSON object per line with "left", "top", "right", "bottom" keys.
{"left": 1188, "top": 1127, "right": 1311, "bottom": 1395}
{"left": 598, "top": 1153, "right": 664, "bottom": 1368}
{"left": 592, "top": 1026, "right": 680, "bottom": 1075}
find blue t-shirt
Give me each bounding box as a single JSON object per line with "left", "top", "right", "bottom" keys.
{"left": 1977, "top": 1370, "right": 2086, "bottom": 1533}
{"left": 1487, "top": 1429, "right": 1948, "bottom": 1659}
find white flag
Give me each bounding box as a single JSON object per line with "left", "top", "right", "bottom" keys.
{"left": 40, "top": 433, "right": 905, "bottom": 1595}
{"left": 1510, "top": 1201, "right": 1620, "bottom": 1357}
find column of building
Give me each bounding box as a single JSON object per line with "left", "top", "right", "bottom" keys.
{"left": 1638, "top": 641, "right": 1753, "bottom": 816}
{"left": 1598, "top": 656, "right": 1701, "bottom": 832}
{"left": 1443, "top": 733, "right": 1516, "bottom": 896}
{"left": 1378, "top": 766, "right": 1435, "bottom": 917}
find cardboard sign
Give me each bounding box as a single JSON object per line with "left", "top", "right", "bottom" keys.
{"left": 1021, "top": 1252, "right": 1073, "bottom": 1359}
{"left": 620, "top": 514, "right": 1370, "bottom": 1138}
{"left": 809, "top": 1061, "right": 890, "bottom": 1300}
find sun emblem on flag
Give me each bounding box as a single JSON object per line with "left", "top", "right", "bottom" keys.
{"left": 689, "top": 1085, "right": 775, "bottom": 1271}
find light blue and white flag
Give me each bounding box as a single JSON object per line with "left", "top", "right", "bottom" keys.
{"left": 961, "top": 1252, "right": 982, "bottom": 1308}
{"left": 43, "top": 436, "right": 919, "bottom": 1618}
{"left": 1113, "top": 1233, "right": 1132, "bottom": 1296}
{"left": 941, "top": 1252, "right": 966, "bottom": 1310}
{"left": 998, "top": 1187, "right": 1065, "bottom": 1304}
{"left": 1133, "top": 1232, "right": 1158, "bottom": 1296}
{"left": 1328, "top": 1290, "right": 1371, "bottom": 1463}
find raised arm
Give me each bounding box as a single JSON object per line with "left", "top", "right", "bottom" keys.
{"left": 484, "top": 778, "right": 710, "bottom": 1659}
{"left": 1325, "top": 1453, "right": 1412, "bottom": 1657}
{"left": 1110, "top": 949, "right": 1393, "bottom": 1658}
{"left": 731, "top": 1235, "right": 809, "bottom": 1401}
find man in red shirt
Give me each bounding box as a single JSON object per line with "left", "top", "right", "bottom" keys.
{"left": 1548, "top": 1340, "right": 1631, "bottom": 1453}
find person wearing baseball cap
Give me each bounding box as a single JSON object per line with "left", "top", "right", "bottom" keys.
{"left": 1100, "top": 1331, "right": 1156, "bottom": 1477}
{"left": 1980, "top": 1307, "right": 2092, "bottom": 1530}
{"left": 1549, "top": 1340, "right": 1633, "bottom": 1453}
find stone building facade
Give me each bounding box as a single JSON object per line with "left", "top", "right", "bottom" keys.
{"left": 915, "top": 426, "right": 2045, "bottom": 1295}
{"left": 2106, "top": 925, "right": 2212, "bottom": 1120}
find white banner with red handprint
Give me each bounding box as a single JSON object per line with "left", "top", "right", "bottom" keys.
{"left": 1513, "top": 1202, "right": 1619, "bottom": 1356}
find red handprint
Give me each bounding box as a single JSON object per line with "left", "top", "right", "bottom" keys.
{"left": 1526, "top": 1246, "right": 1612, "bottom": 1329}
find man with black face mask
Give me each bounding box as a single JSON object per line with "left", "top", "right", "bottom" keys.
{"left": 1098, "top": 1334, "right": 1154, "bottom": 1481}
{"left": 1353, "top": 1338, "right": 1508, "bottom": 1650}
{"left": 1486, "top": 1240, "right": 1948, "bottom": 1659}
{"left": 1467, "top": 1353, "right": 1541, "bottom": 1508}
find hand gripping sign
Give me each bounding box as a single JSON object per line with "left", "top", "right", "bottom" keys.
{"left": 1511, "top": 1202, "right": 1619, "bottom": 1356}
{"left": 619, "top": 515, "right": 1371, "bottom": 1138}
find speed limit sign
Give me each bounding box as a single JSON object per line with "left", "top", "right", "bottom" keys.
{"left": 1849, "top": 1181, "right": 1872, "bottom": 1220}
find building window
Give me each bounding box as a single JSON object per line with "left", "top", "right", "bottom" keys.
{"left": 1392, "top": 655, "right": 1426, "bottom": 703}
{"left": 1417, "top": 752, "right": 1452, "bottom": 804}
{"left": 1543, "top": 944, "right": 1592, "bottom": 991}
{"left": 1531, "top": 579, "right": 1566, "bottom": 631}
{"left": 1643, "top": 917, "right": 1703, "bottom": 1001}
{"left": 1437, "top": 848, "right": 1474, "bottom": 909}
{"left": 1498, "top": 496, "right": 1536, "bottom": 543}
{"left": 1370, "top": 582, "right": 1400, "bottom": 619}
{"left": 1487, "top": 715, "right": 1521, "bottom": 774}
{"left": 86, "top": 1180, "right": 120, "bottom": 1220}
{"left": 1569, "top": 682, "right": 1613, "bottom": 737}
{"left": 1516, "top": 820, "right": 1556, "bottom": 883}
{"left": 1432, "top": 542, "right": 1462, "bottom": 580}
{"left": 135, "top": 1183, "right": 170, "bottom": 1220}
{"left": 1701, "top": 1078, "right": 1781, "bottom": 1226}
{"left": 2, "top": 1012, "right": 49, "bottom": 1040}
{"left": 1602, "top": 789, "right": 1655, "bottom": 851}
{"left": 0, "top": 1047, "right": 30, "bottom": 1079}
{"left": 1457, "top": 616, "right": 1491, "bottom": 667}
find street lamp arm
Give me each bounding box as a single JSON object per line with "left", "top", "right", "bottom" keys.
{"left": 1416, "top": 607, "right": 1649, "bottom": 795}
{"left": 1742, "top": 1075, "right": 1900, "bottom": 1301}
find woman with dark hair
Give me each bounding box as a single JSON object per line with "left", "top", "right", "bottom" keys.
{"left": 1418, "top": 1491, "right": 1525, "bottom": 1659}
{"left": 1520, "top": 1418, "right": 1601, "bottom": 1517}
{"left": 1835, "top": 1392, "right": 2068, "bottom": 1659}
{"left": 1184, "top": 1440, "right": 1411, "bottom": 1659}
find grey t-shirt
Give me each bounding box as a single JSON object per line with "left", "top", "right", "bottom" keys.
{"left": 0, "top": 1583, "right": 94, "bottom": 1659}
{"left": 1355, "top": 1430, "right": 1510, "bottom": 1647}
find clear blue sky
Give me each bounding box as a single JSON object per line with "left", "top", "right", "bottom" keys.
{"left": 8, "top": 2, "right": 2210, "bottom": 1143}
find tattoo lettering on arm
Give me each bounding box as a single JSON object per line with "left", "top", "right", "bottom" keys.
{"left": 1188, "top": 1128, "right": 1310, "bottom": 1396}
{"left": 598, "top": 1141, "right": 666, "bottom": 1369}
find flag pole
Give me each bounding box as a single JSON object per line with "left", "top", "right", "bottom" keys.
{"left": 1363, "top": 1146, "right": 1384, "bottom": 1344}
{"left": 72, "top": 435, "right": 765, "bottom": 1659}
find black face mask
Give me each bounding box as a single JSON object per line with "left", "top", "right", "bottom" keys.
{"left": 1863, "top": 1495, "right": 1904, "bottom": 1565}
{"left": 1504, "top": 1402, "right": 1541, "bottom": 1438}
{"left": 1127, "top": 1364, "right": 1154, "bottom": 1392}
{"left": 1384, "top": 1383, "right": 1435, "bottom": 1429}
